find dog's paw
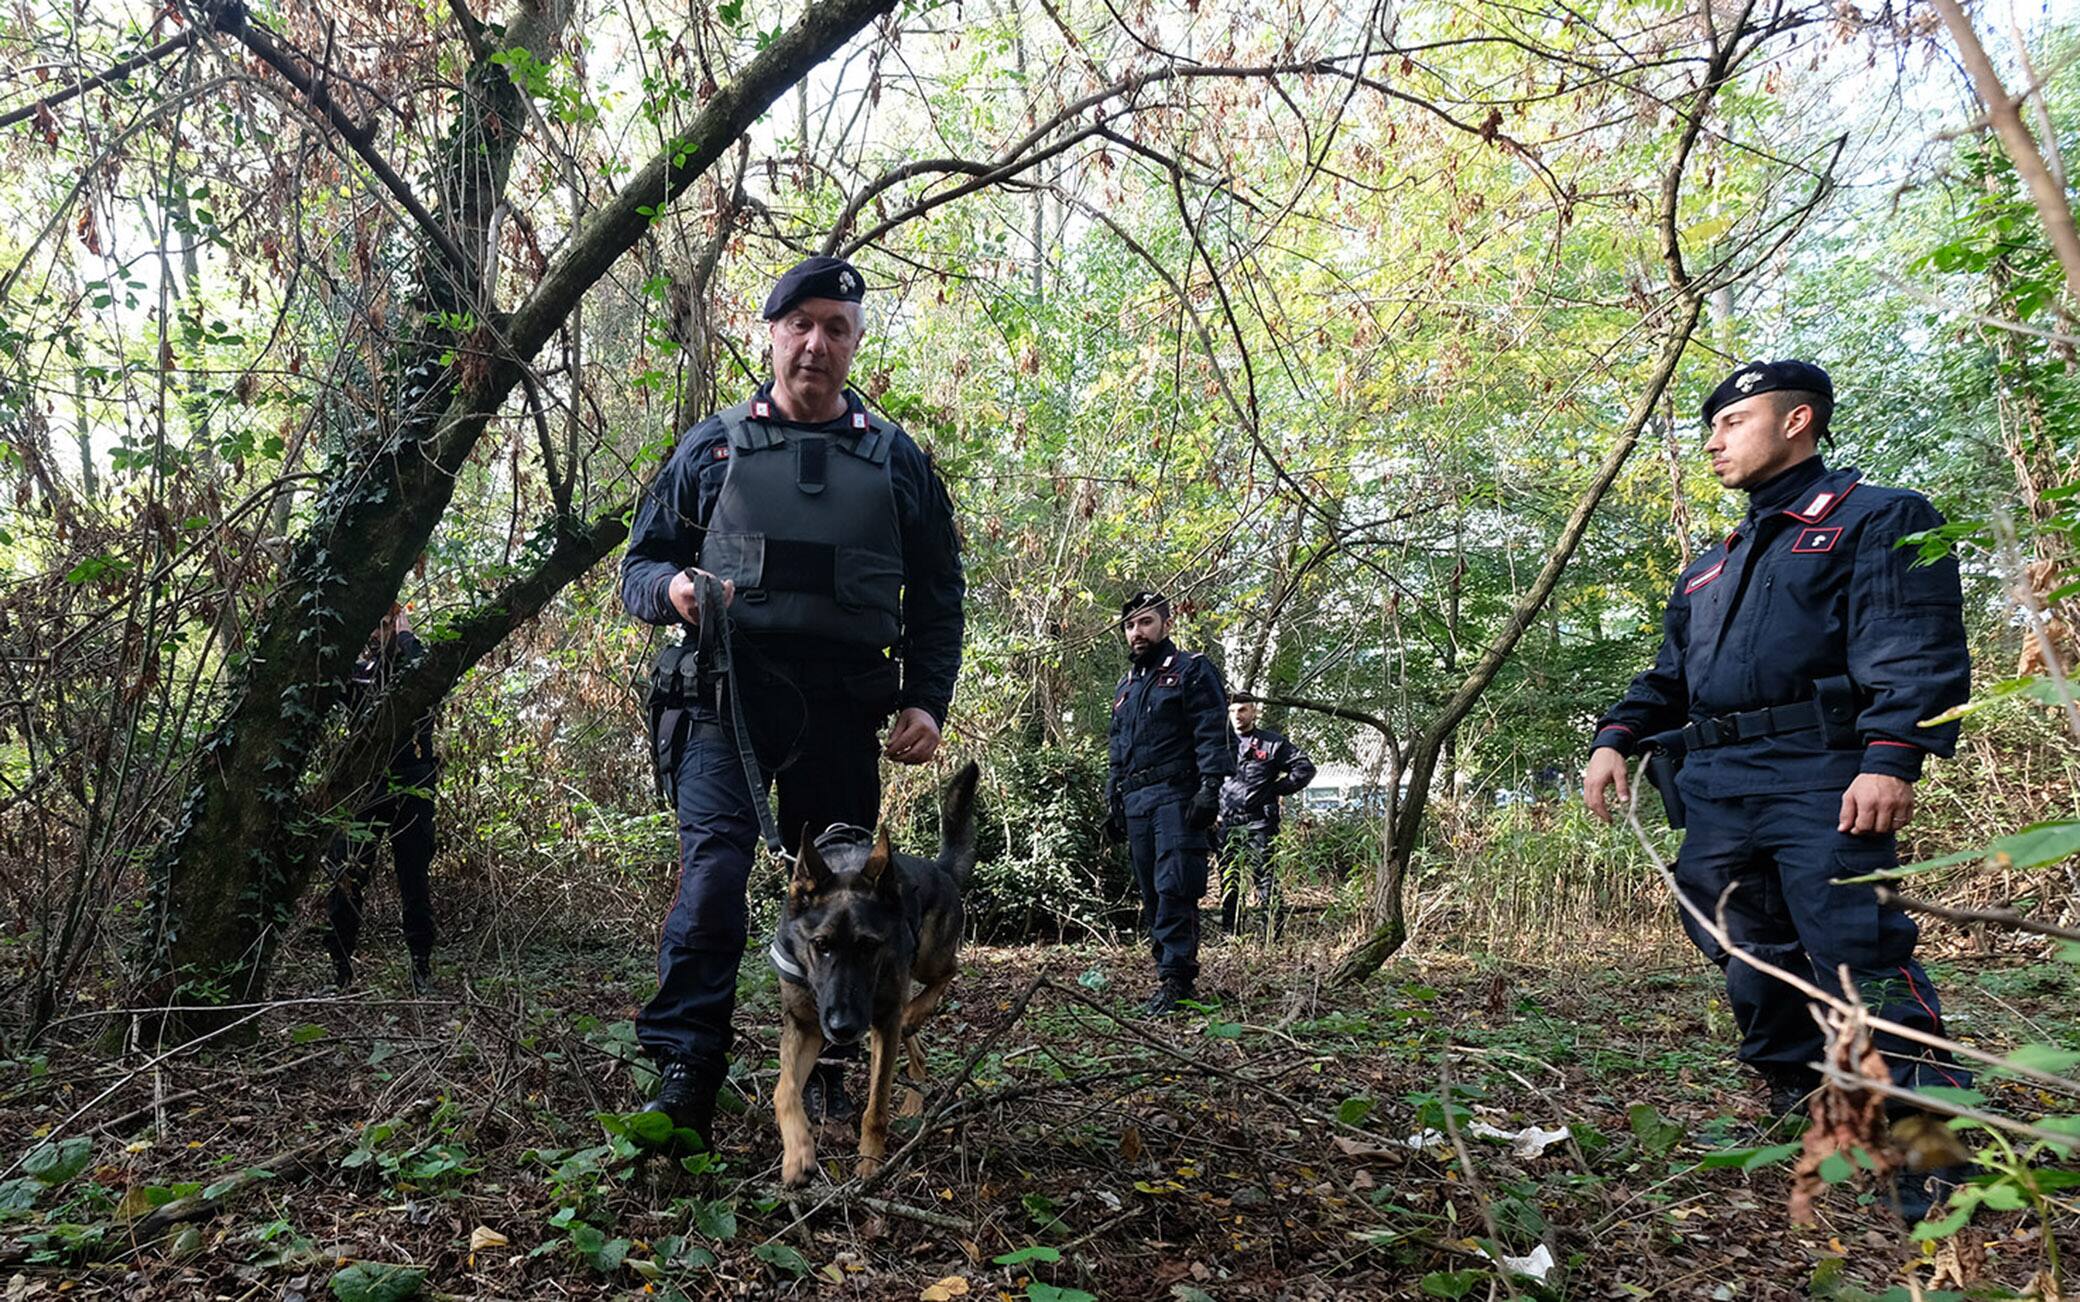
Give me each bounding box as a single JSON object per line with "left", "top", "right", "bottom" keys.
{"left": 781, "top": 1147, "right": 818, "bottom": 1188}
{"left": 855, "top": 1152, "right": 883, "bottom": 1181}
{"left": 899, "top": 1087, "right": 924, "bottom": 1119}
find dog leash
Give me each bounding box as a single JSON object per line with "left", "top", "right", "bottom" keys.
{"left": 695, "top": 570, "right": 787, "bottom": 857}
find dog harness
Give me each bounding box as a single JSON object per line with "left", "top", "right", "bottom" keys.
{"left": 767, "top": 824, "right": 874, "bottom": 987}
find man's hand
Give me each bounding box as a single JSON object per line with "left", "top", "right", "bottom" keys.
{"left": 667, "top": 568, "right": 735, "bottom": 624}
{"left": 883, "top": 707, "right": 941, "bottom": 765}
{"left": 1584, "top": 746, "right": 1631, "bottom": 825}
{"left": 1187, "top": 784, "right": 1220, "bottom": 831}
{"left": 1839, "top": 773, "right": 1914, "bottom": 836}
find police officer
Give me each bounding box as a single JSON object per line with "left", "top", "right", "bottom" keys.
{"left": 1584, "top": 360, "right": 1971, "bottom": 1210}
{"left": 1217, "top": 699, "right": 1316, "bottom": 936}
{"left": 324, "top": 603, "right": 441, "bottom": 995}
{"left": 1106, "top": 591, "right": 1235, "bottom": 1014}
{"left": 620, "top": 257, "right": 964, "bottom": 1147}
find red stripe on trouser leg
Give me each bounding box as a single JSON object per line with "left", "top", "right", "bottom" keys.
{"left": 1899, "top": 965, "right": 1964, "bottom": 1089}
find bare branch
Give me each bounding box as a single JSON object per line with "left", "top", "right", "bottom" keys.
{"left": 0, "top": 28, "right": 200, "bottom": 132}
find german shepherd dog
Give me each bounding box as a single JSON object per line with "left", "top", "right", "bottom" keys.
{"left": 773, "top": 760, "right": 980, "bottom": 1186}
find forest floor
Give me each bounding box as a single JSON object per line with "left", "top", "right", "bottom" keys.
{"left": 2, "top": 895, "right": 2075, "bottom": 1300}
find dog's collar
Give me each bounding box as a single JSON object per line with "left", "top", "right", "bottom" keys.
{"left": 768, "top": 934, "right": 809, "bottom": 987}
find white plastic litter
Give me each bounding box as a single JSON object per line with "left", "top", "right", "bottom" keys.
{"left": 1400, "top": 1122, "right": 1572, "bottom": 1158}
{"left": 1477, "top": 1242, "right": 1556, "bottom": 1283}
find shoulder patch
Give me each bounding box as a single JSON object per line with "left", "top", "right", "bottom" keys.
{"left": 1684, "top": 558, "right": 1726, "bottom": 594}
{"left": 1791, "top": 525, "right": 1844, "bottom": 554}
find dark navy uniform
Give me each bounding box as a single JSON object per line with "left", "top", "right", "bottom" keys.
{"left": 621, "top": 382, "right": 963, "bottom": 1067}
{"left": 1216, "top": 725, "right": 1315, "bottom": 930}
{"left": 1106, "top": 639, "right": 1235, "bottom": 988}
{"left": 1594, "top": 453, "right": 1971, "bottom": 1095}
{"left": 324, "top": 629, "right": 439, "bottom": 979}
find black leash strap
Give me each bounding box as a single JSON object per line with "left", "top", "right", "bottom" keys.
{"left": 695, "top": 571, "right": 787, "bottom": 856}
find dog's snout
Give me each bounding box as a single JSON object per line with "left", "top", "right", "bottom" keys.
{"left": 821, "top": 1010, "right": 865, "bottom": 1045}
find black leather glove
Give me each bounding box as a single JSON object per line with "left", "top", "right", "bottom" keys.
{"left": 1187, "top": 783, "right": 1220, "bottom": 831}
{"left": 1102, "top": 809, "right": 1128, "bottom": 845}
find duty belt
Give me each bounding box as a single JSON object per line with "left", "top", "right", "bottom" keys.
{"left": 1677, "top": 699, "right": 1826, "bottom": 751}
{"left": 1120, "top": 758, "right": 1195, "bottom": 795}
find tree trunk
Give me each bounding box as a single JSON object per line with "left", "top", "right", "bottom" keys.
{"left": 138, "top": 0, "right": 897, "bottom": 1035}
{"left": 1329, "top": 297, "right": 1704, "bottom": 987}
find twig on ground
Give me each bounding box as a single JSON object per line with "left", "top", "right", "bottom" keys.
{"left": 1439, "top": 1050, "right": 1524, "bottom": 1300}
{"left": 111, "top": 1098, "right": 437, "bottom": 1252}
{"left": 754, "top": 974, "right": 1049, "bottom": 1244}
{"left": 94, "top": 1048, "right": 338, "bottom": 1136}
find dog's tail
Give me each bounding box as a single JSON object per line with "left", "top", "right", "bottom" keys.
{"left": 936, "top": 760, "right": 982, "bottom": 888}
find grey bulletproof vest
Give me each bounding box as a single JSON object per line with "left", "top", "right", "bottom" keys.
{"left": 696, "top": 399, "right": 904, "bottom": 648}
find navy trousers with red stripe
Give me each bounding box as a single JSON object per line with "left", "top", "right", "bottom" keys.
{"left": 1672, "top": 787, "right": 1968, "bottom": 1096}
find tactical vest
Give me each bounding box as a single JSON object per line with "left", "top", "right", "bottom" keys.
{"left": 695, "top": 399, "right": 904, "bottom": 648}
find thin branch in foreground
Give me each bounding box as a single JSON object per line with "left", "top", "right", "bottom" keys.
{"left": 1875, "top": 889, "right": 2080, "bottom": 946}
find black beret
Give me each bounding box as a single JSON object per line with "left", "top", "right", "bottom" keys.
{"left": 1701, "top": 359, "right": 1833, "bottom": 424}
{"left": 1120, "top": 589, "right": 1170, "bottom": 622}
{"left": 762, "top": 256, "right": 865, "bottom": 319}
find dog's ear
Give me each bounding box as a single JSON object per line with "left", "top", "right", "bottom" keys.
{"left": 792, "top": 831, "right": 833, "bottom": 898}
{"left": 861, "top": 825, "right": 897, "bottom": 894}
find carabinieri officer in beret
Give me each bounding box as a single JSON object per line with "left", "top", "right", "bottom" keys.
{"left": 1584, "top": 360, "right": 1972, "bottom": 1219}
{"left": 620, "top": 256, "right": 964, "bottom": 1147}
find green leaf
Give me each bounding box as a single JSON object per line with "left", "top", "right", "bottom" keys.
{"left": 1698, "top": 1140, "right": 1800, "bottom": 1170}
{"left": 1917, "top": 1085, "right": 1988, "bottom": 1110}
{"left": 753, "top": 1242, "right": 811, "bottom": 1276}
{"left": 1817, "top": 1152, "right": 1853, "bottom": 1183}
{"left": 693, "top": 1198, "right": 737, "bottom": 1242}
{"left": 993, "top": 1245, "right": 1062, "bottom": 1265}
{"left": 1868, "top": 819, "right": 2080, "bottom": 883}
{"left": 1910, "top": 1204, "right": 1973, "bottom": 1242}
{"left": 290, "top": 1023, "right": 329, "bottom": 1044}
{"left": 1999, "top": 1043, "right": 2080, "bottom": 1076}
{"left": 0, "top": 1178, "right": 42, "bottom": 1211}
{"left": 1418, "top": 1269, "right": 1487, "bottom": 1298}
{"left": 1027, "top": 1286, "right": 1097, "bottom": 1302}
{"left": 22, "top": 1137, "right": 92, "bottom": 1187}
{"left": 1627, "top": 1103, "right": 1683, "bottom": 1159}
{"left": 1337, "top": 1097, "right": 1376, "bottom": 1127}
{"left": 328, "top": 1261, "right": 427, "bottom": 1302}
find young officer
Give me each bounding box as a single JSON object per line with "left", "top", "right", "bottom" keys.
{"left": 1585, "top": 360, "right": 1972, "bottom": 1219}
{"left": 1105, "top": 590, "right": 1235, "bottom": 1014}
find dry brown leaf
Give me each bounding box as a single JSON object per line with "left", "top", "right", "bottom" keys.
{"left": 1929, "top": 1230, "right": 1986, "bottom": 1288}
{"left": 1119, "top": 1125, "right": 1144, "bottom": 1163}
{"left": 469, "top": 1226, "right": 508, "bottom": 1252}
{"left": 920, "top": 1277, "right": 971, "bottom": 1301}
{"left": 1790, "top": 1027, "right": 1896, "bottom": 1225}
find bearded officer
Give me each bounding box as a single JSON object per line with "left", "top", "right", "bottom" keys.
{"left": 1105, "top": 590, "right": 1235, "bottom": 1015}
{"left": 621, "top": 257, "right": 964, "bottom": 1147}
{"left": 1584, "top": 360, "right": 1971, "bottom": 1218}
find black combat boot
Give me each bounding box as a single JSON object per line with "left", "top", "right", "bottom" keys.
{"left": 331, "top": 953, "right": 355, "bottom": 992}
{"left": 409, "top": 953, "right": 437, "bottom": 997}
{"left": 1893, "top": 1163, "right": 1975, "bottom": 1223}
{"left": 802, "top": 1061, "right": 858, "bottom": 1126}
{"left": 1762, "top": 1070, "right": 1816, "bottom": 1133}
{"left": 645, "top": 1056, "right": 725, "bottom": 1149}
{"left": 1141, "top": 976, "right": 1195, "bottom": 1017}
